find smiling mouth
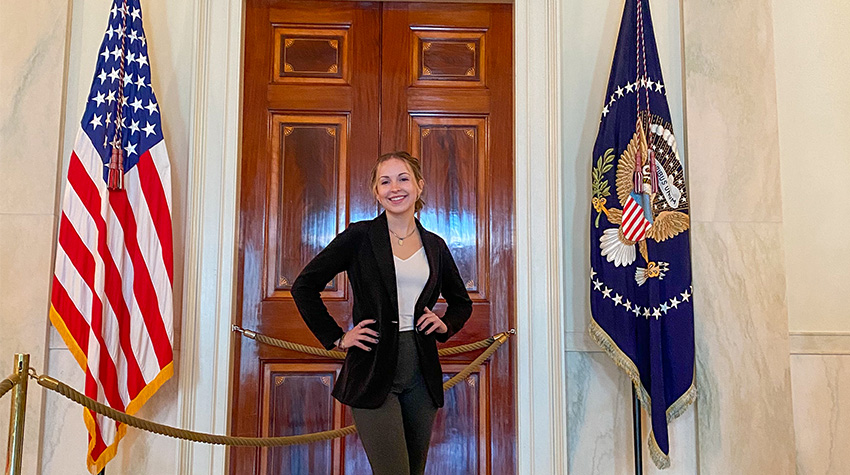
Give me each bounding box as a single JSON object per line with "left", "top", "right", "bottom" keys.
{"left": 388, "top": 195, "right": 406, "bottom": 203}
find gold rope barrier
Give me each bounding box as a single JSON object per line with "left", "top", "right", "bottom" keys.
{"left": 33, "top": 330, "right": 513, "bottom": 447}
{"left": 0, "top": 372, "right": 20, "bottom": 399}
{"left": 232, "top": 325, "right": 500, "bottom": 358}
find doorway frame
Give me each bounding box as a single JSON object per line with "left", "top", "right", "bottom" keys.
{"left": 176, "top": 0, "right": 567, "bottom": 473}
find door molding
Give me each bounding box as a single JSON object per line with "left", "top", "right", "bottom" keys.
{"left": 179, "top": 0, "right": 568, "bottom": 473}
{"left": 177, "top": 0, "right": 244, "bottom": 473}
{"left": 514, "top": 0, "right": 568, "bottom": 473}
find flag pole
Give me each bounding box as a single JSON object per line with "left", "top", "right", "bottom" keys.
{"left": 632, "top": 386, "right": 643, "bottom": 475}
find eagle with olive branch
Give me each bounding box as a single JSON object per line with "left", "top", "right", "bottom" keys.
{"left": 592, "top": 127, "right": 690, "bottom": 285}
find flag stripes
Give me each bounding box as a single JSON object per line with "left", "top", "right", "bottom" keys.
{"left": 622, "top": 196, "right": 650, "bottom": 241}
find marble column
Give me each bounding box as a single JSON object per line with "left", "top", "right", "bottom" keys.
{"left": 681, "top": 0, "right": 797, "bottom": 472}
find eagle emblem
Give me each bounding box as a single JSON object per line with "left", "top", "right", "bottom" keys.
{"left": 592, "top": 116, "right": 689, "bottom": 285}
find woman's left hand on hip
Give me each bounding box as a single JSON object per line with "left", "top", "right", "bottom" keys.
{"left": 416, "top": 307, "right": 447, "bottom": 335}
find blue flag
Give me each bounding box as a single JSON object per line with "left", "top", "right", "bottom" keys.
{"left": 588, "top": 0, "right": 696, "bottom": 468}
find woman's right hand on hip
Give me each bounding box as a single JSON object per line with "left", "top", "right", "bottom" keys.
{"left": 341, "top": 319, "right": 379, "bottom": 351}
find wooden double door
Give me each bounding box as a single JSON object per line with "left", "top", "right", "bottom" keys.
{"left": 232, "top": 1, "right": 514, "bottom": 473}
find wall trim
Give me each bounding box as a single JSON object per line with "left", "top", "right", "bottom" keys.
{"left": 514, "top": 0, "right": 569, "bottom": 473}
{"left": 568, "top": 331, "right": 850, "bottom": 356}
{"left": 176, "top": 0, "right": 244, "bottom": 473}
{"left": 565, "top": 331, "right": 602, "bottom": 353}
{"left": 789, "top": 332, "right": 850, "bottom": 355}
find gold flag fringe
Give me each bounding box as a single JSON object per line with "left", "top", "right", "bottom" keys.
{"left": 588, "top": 317, "right": 697, "bottom": 469}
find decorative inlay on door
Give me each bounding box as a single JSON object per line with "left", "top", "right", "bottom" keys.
{"left": 273, "top": 26, "right": 349, "bottom": 83}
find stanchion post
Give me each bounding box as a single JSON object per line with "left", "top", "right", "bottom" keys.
{"left": 632, "top": 385, "right": 643, "bottom": 475}
{"left": 5, "top": 353, "right": 29, "bottom": 475}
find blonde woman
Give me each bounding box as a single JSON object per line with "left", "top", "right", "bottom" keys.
{"left": 292, "top": 151, "right": 472, "bottom": 475}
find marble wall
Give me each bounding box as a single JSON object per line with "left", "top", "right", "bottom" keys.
{"left": 1, "top": 0, "right": 193, "bottom": 473}
{"left": 790, "top": 342, "right": 850, "bottom": 475}
{"left": 772, "top": 0, "right": 850, "bottom": 334}
{"left": 681, "top": 0, "right": 797, "bottom": 472}
{"left": 773, "top": 1, "right": 850, "bottom": 472}
{"left": 0, "top": 2, "right": 71, "bottom": 474}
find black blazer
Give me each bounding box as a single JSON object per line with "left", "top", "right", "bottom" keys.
{"left": 291, "top": 212, "right": 473, "bottom": 408}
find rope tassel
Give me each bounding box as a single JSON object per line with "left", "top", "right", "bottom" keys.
{"left": 107, "top": 146, "right": 124, "bottom": 190}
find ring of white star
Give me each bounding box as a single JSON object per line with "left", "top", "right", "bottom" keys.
{"left": 590, "top": 267, "right": 692, "bottom": 320}
{"left": 600, "top": 76, "right": 665, "bottom": 119}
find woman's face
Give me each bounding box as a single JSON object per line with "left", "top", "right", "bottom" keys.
{"left": 374, "top": 158, "right": 424, "bottom": 217}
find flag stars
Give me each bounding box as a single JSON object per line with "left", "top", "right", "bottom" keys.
{"left": 660, "top": 302, "right": 669, "bottom": 314}
{"left": 108, "top": 68, "right": 121, "bottom": 83}
{"left": 602, "top": 287, "right": 612, "bottom": 299}
{"left": 124, "top": 142, "right": 138, "bottom": 157}
{"left": 98, "top": 70, "right": 108, "bottom": 84}
{"left": 632, "top": 306, "right": 641, "bottom": 317}
{"left": 624, "top": 300, "right": 632, "bottom": 311}
{"left": 129, "top": 119, "right": 140, "bottom": 135}
{"left": 643, "top": 307, "right": 651, "bottom": 319}
{"left": 100, "top": 47, "right": 110, "bottom": 62}
{"left": 652, "top": 308, "right": 662, "bottom": 319}
{"left": 142, "top": 122, "right": 157, "bottom": 137}
{"left": 130, "top": 97, "right": 143, "bottom": 112}
{"left": 123, "top": 72, "right": 135, "bottom": 87}
{"left": 129, "top": 30, "right": 139, "bottom": 43}
{"left": 121, "top": 95, "right": 128, "bottom": 107}
{"left": 602, "top": 105, "right": 609, "bottom": 117}
{"left": 590, "top": 268, "right": 597, "bottom": 279}
{"left": 681, "top": 290, "right": 691, "bottom": 302}
{"left": 625, "top": 82, "right": 635, "bottom": 93}
{"left": 136, "top": 54, "right": 148, "bottom": 68}
{"left": 110, "top": 46, "right": 123, "bottom": 61}
{"left": 612, "top": 294, "right": 623, "bottom": 306}
{"left": 92, "top": 92, "right": 106, "bottom": 107}
{"left": 145, "top": 99, "right": 158, "bottom": 115}
{"left": 130, "top": 7, "right": 141, "bottom": 21}
{"left": 592, "top": 279, "right": 603, "bottom": 290}
{"left": 135, "top": 75, "right": 147, "bottom": 89}
{"left": 105, "top": 90, "right": 116, "bottom": 105}
{"left": 89, "top": 114, "right": 103, "bottom": 130}
{"left": 615, "top": 86, "right": 624, "bottom": 98}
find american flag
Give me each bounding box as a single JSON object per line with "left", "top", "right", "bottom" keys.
{"left": 49, "top": 1, "right": 173, "bottom": 472}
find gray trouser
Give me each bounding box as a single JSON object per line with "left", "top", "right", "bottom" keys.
{"left": 351, "top": 331, "right": 438, "bottom": 475}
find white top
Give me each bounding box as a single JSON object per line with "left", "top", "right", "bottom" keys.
{"left": 393, "top": 247, "right": 429, "bottom": 332}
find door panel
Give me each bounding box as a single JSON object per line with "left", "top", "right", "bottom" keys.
{"left": 261, "top": 363, "right": 344, "bottom": 474}
{"left": 381, "top": 5, "right": 514, "bottom": 471}
{"left": 234, "top": 2, "right": 513, "bottom": 473}
{"left": 234, "top": 2, "right": 379, "bottom": 473}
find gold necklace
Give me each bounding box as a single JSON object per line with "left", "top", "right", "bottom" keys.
{"left": 389, "top": 227, "right": 416, "bottom": 246}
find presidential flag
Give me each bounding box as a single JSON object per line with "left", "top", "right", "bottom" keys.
{"left": 49, "top": 1, "right": 174, "bottom": 472}
{"left": 588, "top": 0, "right": 696, "bottom": 468}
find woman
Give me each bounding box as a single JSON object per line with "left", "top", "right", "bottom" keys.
{"left": 291, "top": 151, "right": 472, "bottom": 475}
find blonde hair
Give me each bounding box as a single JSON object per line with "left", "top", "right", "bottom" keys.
{"left": 370, "top": 151, "right": 425, "bottom": 212}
